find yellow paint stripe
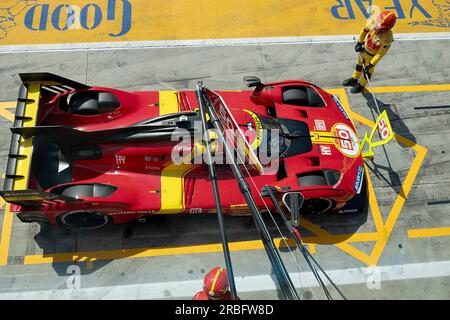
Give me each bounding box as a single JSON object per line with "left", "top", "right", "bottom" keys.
{"left": 368, "top": 84, "right": 450, "bottom": 94}
{"left": 368, "top": 137, "right": 428, "bottom": 266}
{"left": 300, "top": 218, "right": 373, "bottom": 265}
{"left": 159, "top": 91, "right": 180, "bottom": 116}
{"left": 325, "top": 88, "right": 358, "bottom": 130}
{"left": 325, "top": 89, "right": 341, "bottom": 95}
{"left": 0, "top": 108, "right": 14, "bottom": 122}
{"left": 307, "top": 244, "right": 317, "bottom": 254}
{"left": 22, "top": 231, "right": 379, "bottom": 265}
{"left": 383, "top": 145, "right": 427, "bottom": 237}
{"left": 158, "top": 164, "right": 195, "bottom": 214}
{"left": 364, "top": 163, "right": 385, "bottom": 236}
{"left": 2, "top": 0, "right": 448, "bottom": 47}
{"left": 0, "top": 205, "right": 13, "bottom": 266}
{"left": 0, "top": 102, "right": 15, "bottom": 108}
{"left": 310, "top": 131, "right": 335, "bottom": 144}
{"left": 326, "top": 84, "right": 450, "bottom": 95}
{"left": 0, "top": 102, "right": 16, "bottom": 122}
{"left": 337, "top": 89, "right": 360, "bottom": 131}
{"left": 408, "top": 227, "right": 450, "bottom": 239}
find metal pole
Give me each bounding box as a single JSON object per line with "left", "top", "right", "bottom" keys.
{"left": 264, "top": 186, "right": 346, "bottom": 300}
{"left": 200, "top": 88, "right": 299, "bottom": 300}
{"left": 353, "top": 37, "right": 381, "bottom": 114}
{"left": 196, "top": 83, "right": 238, "bottom": 300}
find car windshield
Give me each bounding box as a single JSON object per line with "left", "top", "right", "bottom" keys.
{"left": 258, "top": 115, "right": 289, "bottom": 157}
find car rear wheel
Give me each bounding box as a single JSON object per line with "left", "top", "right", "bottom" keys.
{"left": 58, "top": 211, "right": 111, "bottom": 230}
{"left": 300, "top": 198, "right": 333, "bottom": 215}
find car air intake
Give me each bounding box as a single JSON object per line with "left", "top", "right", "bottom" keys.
{"left": 52, "top": 183, "right": 117, "bottom": 198}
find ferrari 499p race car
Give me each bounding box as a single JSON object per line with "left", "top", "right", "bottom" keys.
{"left": 0, "top": 74, "right": 365, "bottom": 229}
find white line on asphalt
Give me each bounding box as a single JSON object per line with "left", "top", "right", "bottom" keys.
{"left": 1, "top": 260, "right": 450, "bottom": 299}
{"left": 1, "top": 32, "right": 450, "bottom": 53}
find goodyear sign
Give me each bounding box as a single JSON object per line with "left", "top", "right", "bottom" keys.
{"left": 0, "top": 0, "right": 448, "bottom": 46}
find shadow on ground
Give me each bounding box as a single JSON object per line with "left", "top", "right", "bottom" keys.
{"left": 362, "top": 92, "right": 417, "bottom": 198}
{"left": 32, "top": 180, "right": 369, "bottom": 276}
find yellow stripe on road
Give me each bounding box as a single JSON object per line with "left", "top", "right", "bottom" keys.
{"left": 408, "top": 227, "right": 450, "bottom": 239}
{"left": 159, "top": 91, "right": 180, "bottom": 116}
{"left": 0, "top": 108, "right": 14, "bottom": 122}
{"left": 0, "top": 102, "right": 15, "bottom": 122}
{"left": 23, "top": 233, "right": 378, "bottom": 265}
{"left": 368, "top": 84, "right": 450, "bottom": 94}
{"left": 0, "top": 205, "right": 13, "bottom": 266}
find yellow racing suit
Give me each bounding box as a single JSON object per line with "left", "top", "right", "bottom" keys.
{"left": 351, "top": 17, "right": 394, "bottom": 87}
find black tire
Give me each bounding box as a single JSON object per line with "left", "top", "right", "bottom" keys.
{"left": 283, "top": 88, "right": 308, "bottom": 105}
{"left": 57, "top": 211, "right": 111, "bottom": 230}
{"left": 298, "top": 174, "right": 327, "bottom": 187}
{"left": 301, "top": 198, "right": 334, "bottom": 215}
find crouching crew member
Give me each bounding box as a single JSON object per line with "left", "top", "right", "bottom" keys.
{"left": 343, "top": 10, "right": 397, "bottom": 94}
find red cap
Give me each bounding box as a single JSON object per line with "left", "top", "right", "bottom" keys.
{"left": 203, "top": 267, "right": 229, "bottom": 298}
{"left": 375, "top": 11, "right": 397, "bottom": 32}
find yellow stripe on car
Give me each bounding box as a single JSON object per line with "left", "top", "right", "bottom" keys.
{"left": 310, "top": 131, "right": 335, "bottom": 145}
{"left": 159, "top": 91, "right": 180, "bottom": 116}
{"left": 13, "top": 83, "right": 40, "bottom": 190}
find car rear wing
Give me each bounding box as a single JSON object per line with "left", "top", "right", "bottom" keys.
{"left": 0, "top": 189, "right": 81, "bottom": 207}
{"left": 2, "top": 74, "right": 87, "bottom": 206}
{"left": 3, "top": 79, "right": 41, "bottom": 192}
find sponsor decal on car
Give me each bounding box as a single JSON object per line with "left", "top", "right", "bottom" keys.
{"left": 331, "top": 123, "right": 360, "bottom": 158}
{"left": 332, "top": 96, "right": 350, "bottom": 120}
{"left": 107, "top": 210, "right": 154, "bottom": 216}
{"left": 314, "top": 119, "right": 327, "bottom": 131}
{"left": 115, "top": 154, "right": 126, "bottom": 165}
{"left": 353, "top": 165, "right": 364, "bottom": 194}
{"left": 244, "top": 110, "right": 264, "bottom": 150}
{"left": 320, "top": 145, "right": 332, "bottom": 156}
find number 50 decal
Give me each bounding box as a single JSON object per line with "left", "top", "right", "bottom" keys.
{"left": 360, "top": 110, "right": 395, "bottom": 158}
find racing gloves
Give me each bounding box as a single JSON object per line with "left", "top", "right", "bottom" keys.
{"left": 355, "top": 42, "right": 364, "bottom": 52}
{"left": 363, "top": 63, "right": 374, "bottom": 78}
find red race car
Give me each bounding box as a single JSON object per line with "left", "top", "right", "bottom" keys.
{"left": 1, "top": 74, "right": 364, "bottom": 229}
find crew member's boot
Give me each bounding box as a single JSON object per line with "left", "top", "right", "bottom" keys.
{"left": 350, "top": 83, "right": 365, "bottom": 94}
{"left": 342, "top": 78, "right": 358, "bottom": 87}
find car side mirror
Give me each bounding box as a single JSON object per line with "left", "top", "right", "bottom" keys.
{"left": 243, "top": 76, "right": 263, "bottom": 88}
{"left": 282, "top": 192, "right": 304, "bottom": 227}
